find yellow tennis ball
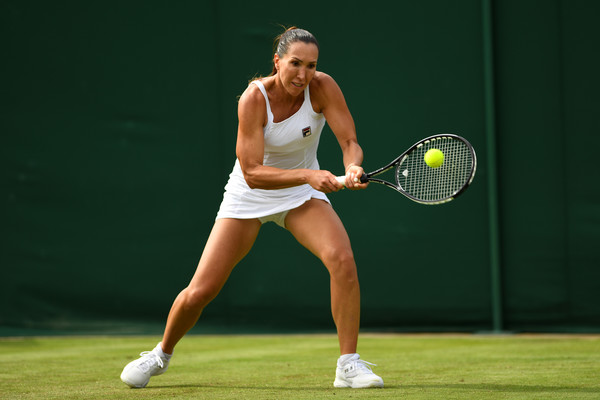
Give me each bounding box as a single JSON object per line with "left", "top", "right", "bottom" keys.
{"left": 424, "top": 148, "right": 444, "bottom": 168}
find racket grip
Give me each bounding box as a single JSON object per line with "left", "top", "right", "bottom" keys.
{"left": 335, "top": 174, "right": 368, "bottom": 186}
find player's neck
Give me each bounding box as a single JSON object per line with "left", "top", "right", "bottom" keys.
{"left": 269, "top": 75, "right": 303, "bottom": 105}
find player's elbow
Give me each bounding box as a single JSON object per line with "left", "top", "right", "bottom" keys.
{"left": 245, "top": 178, "right": 259, "bottom": 189}
{"left": 242, "top": 168, "right": 261, "bottom": 189}
{"left": 238, "top": 158, "right": 262, "bottom": 189}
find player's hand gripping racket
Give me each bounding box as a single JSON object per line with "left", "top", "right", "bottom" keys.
{"left": 336, "top": 134, "right": 477, "bottom": 205}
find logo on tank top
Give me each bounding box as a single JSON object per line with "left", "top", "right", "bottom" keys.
{"left": 302, "top": 126, "right": 312, "bottom": 137}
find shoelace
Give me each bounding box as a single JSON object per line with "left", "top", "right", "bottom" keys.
{"left": 342, "top": 358, "right": 378, "bottom": 375}
{"left": 355, "top": 359, "right": 377, "bottom": 372}
{"left": 137, "top": 351, "right": 164, "bottom": 372}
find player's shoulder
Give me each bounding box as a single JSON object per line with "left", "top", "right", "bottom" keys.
{"left": 310, "top": 71, "right": 343, "bottom": 110}
{"left": 238, "top": 79, "right": 269, "bottom": 118}
{"left": 310, "top": 71, "right": 338, "bottom": 92}
{"left": 239, "top": 80, "right": 265, "bottom": 106}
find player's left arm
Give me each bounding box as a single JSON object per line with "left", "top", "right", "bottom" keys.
{"left": 312, "top": 72, "right": 367, "bottom": 189}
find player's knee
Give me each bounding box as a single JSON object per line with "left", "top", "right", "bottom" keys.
{"left": 322, "top": 247, "right": 357, "bottom": 279}
{"left": 324, "top": 245, "right": 355, "bottom": 265}
{"left": 183, "top": 285, "right": 219, "bottom": 310}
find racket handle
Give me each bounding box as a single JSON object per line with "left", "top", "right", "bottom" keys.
{"left": 335, "top": 174, "right": 368, "bottom": 186}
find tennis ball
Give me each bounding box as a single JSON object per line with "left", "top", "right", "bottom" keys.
{"left": 424, "top": 148, "right": 444, "bottom": 168}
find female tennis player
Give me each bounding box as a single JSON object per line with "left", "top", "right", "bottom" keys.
{"left": 121, "top": 27, "right": 384, "bottom": 389}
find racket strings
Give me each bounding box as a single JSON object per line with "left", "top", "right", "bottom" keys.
{"left": 397, "top": 137, "right": 474, "bottom": 202}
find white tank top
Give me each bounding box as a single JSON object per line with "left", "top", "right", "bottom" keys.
{"left": 216, "top": 80, "right": 330, "bottom": 220}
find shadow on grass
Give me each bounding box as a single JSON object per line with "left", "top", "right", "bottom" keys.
{"left": 145, "top": 383, "right": 598, "bottom": 394}
{"left": 401, "top": 383, "right": 600, "bottom": 393}
{"left": 145, "top": 384, "right": 397, "bottom": 391}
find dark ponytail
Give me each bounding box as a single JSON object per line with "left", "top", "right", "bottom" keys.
{"left": 270, "top": 26, "right": 319, "bottom": 76}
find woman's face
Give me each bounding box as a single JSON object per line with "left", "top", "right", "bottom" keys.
{"left": 274, "top": 41, "right": 319, "bottom": 96}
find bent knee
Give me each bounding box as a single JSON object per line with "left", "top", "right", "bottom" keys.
{"left": 182, "top": 285, "right": 220, "bottom": 310}
{"left": 321, "top": 245, "right": 355, "bottom": 265}
{"left": 322, "top": 247, "right": 357, "bottom": 277}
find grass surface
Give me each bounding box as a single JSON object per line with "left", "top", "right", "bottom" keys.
{"left": 1, "top": 334, "right": 599, "bottom": 399}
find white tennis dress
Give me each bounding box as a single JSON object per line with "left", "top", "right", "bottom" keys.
{"left": 216, "top": 80, "right": 330, "bottom": 222}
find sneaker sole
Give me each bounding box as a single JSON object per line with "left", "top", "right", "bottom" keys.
{"left": 120, "top": 370, "right": 149, "bottom": 389}
{"left": 120, "top": 377, "right": 147, "bottom": 389}
{"left": 334, "top": 378, "right": 384, "bottom": 389}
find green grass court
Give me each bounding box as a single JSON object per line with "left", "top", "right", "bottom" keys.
{"left": 1, "top": 334, "right": 599, "bottom": 399}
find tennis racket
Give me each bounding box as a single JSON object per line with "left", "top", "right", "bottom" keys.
{"left": 336, "top": 134, "right": 477, "bottom": 205}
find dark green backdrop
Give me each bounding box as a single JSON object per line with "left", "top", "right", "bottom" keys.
{"left": 2, "top": 0, "right": 599, "bottom": 335}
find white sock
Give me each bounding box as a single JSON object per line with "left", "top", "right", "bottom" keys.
{"left": 337, "top": 353, "right": 359, "bottom": 367}
{"left": 156, "top": 342, "right": 173, "bottom": 361}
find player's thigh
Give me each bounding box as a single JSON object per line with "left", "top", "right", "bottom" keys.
{"left": 285, "top": 199, "right": 353, "bottom": 264}
{"left": 189, "top": 218, "right": 261, "bottom": 290}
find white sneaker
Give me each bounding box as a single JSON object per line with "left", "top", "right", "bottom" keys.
{"left": 333, "top": 354, "right": 384, "bottom": 388}
{"left": 120, "top": 343, "right": 170, "bottom": 388}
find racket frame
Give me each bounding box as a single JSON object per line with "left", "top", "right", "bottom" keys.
{"left": 341, "top": 134, "right": 477, "bottom": 205}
